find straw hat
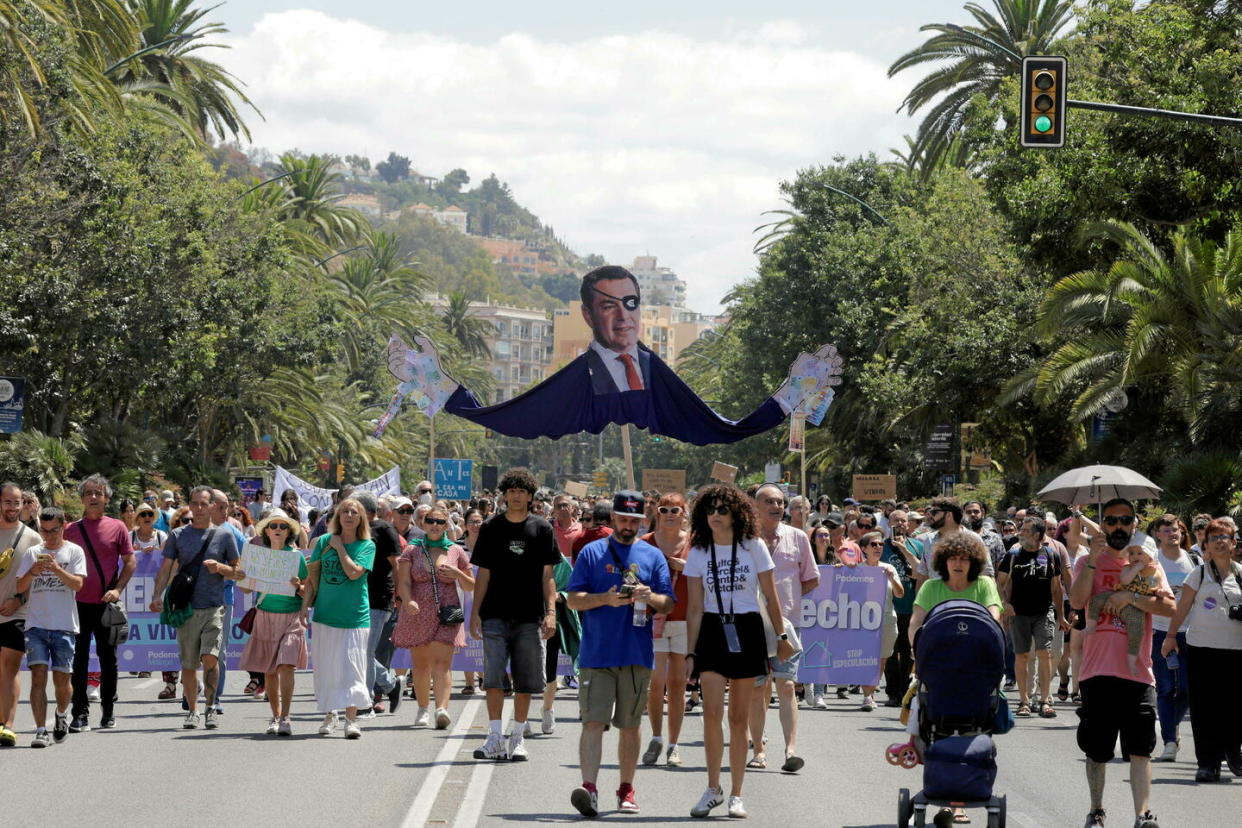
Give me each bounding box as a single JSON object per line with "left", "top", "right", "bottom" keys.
{"left": 254, "top": 508, "right": 299, "bottom": 540}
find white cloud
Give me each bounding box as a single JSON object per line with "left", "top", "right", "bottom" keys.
{"left": 224, "top": 10, "right": 913, "bottom": 313}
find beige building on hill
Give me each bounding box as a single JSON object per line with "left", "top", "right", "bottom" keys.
{"left": 551, "top": 303, "right": 717, "bottom": 370}
{"left": 427, "top": 296, "right": 552, "bottom": 403}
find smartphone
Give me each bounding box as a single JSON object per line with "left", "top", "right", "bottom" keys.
{"left": 619, "top": 584, "right": 636, "bottom": 597}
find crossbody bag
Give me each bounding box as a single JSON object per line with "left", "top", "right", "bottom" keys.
{"left": 79, "top": 523, "right": 130, "bottom": 646}
{"left": 421, "top": 544, "right": 464, "bottom": 626}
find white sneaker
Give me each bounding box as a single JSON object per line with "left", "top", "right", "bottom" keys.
{"left": 473, "top": 732, "right": 508, "bottom": 760}
{"left": 87, "top": 685, "right": 101, "bottom": 703}
{"left": 1158, "top": 741, "right": 1179, "bottom": 762}
{"left": 728, "top": 795, "right": 748, "bottom": 818}
{"left": 277, "top": 717, "right": 292, "bottom": 737}
{"left": 861, "top": 696, "right": 877, "bottom": 712}
{"left": 541, "top": 707, "right": 555, "bottom": 734}
{"left": 204, "top": 709, "right": 218, "bottom": 730}
{"left": 523, "top": 720, "right": 534, "bottom": 738}
{"left": 508, "top": 734, "right": 528, "bottom": 761}
{"left": 435, "top": 708, "right": 451, "bottom": 730}
{"left": 318, "top": 712, "right": 338, "bottom": 736}
{"left": 265, "top": 717, "right": 279, "bottom": 735}
{"left": 344, "top": 719, "right": 362, "bottom": 739}
{"left": 182, "top": 711, "right": 200, "bottom": 730}
{"left": 414, "top": 707, "right": 430, "bottom": 727}
{"left": 812, "top": 694, "right": 828, "bottom": 710}
{"left": 691, "top": 787, "right": 725, "bottom": 818}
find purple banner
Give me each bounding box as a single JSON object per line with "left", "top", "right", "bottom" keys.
{"left": 795, "top": 565, "right": 886, "bottom": 686}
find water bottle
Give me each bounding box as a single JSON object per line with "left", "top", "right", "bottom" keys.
{"left": 1165, "top": 650, "right": 1179, "bottom": 671}
{"left": 632, "top": 599, "right": 648, "bottom": 626}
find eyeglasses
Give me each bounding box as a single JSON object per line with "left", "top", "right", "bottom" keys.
{"left": 424, "top": 518, "right": 447, "bottom": 526}
{"left": 589, "top": 284, "right": 640, "bottom": 311}
{"left": 1102, "top": 515, "right": 1135, "bottom": 526}
{"left": 1207, "top": 534, "right": 1234, "bottom": 544}
{"left": 865, "top": 541, "right": 884, "bottom": 547}
{"left": 466, "top": 520, "right": 483, "bottom": 527}
{"left": 658, "top": 506, "right": 683, "bottom": 515}
{"left": 707, "top": 505, "right": 730, "bottom": 516}
{"left": 38, "top": 525, "right": 63, "bottom": 534}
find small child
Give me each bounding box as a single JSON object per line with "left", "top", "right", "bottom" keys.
{"left": 1086, "top": 536, "right": 1164, "bottom": 671}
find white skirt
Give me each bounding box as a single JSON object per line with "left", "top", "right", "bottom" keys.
{"left": 311, "top": 623, "right": 371, "bottom": 713}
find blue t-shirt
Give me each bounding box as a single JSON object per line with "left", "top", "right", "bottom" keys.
{"left": 163, "top": 525, "right": 240, "bottom": 609}
{"left": 567, "top": 536, "right": 672, "bottom": 670}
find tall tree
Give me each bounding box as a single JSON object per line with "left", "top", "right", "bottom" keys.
{"left": 441, "top": 291, "right": 492, "bottom": 358}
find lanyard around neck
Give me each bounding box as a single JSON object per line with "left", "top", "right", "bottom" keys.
{"left": 709, "top": 538, "right": 739, "bottom": 621}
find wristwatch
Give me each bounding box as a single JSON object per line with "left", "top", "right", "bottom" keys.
{"left": 778, "top": 632, "right": 789, "bottom": 641}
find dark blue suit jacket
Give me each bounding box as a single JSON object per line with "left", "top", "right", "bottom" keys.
{"left": 584, "top": 345, "right": 653, "bottom": 394}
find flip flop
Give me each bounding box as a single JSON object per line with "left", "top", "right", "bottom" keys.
{"left": 781, "top": 754, "right": 804, "bottom": 773}
{"left": 953, "top": 808, "right": 972, "bottom": 824}
{"left": 746, "top": 754, "right": 767, "bottom": 769}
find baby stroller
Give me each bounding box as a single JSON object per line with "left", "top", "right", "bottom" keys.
{"left": 896, "top": 600, "right": 1008, "bottom": 828}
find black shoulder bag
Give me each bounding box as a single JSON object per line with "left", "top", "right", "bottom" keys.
{"left": 78, "top": 523, "right": 130, "bottom": 646}
{"left": 422, "top": 543, "right": 464, "bottom": 626}
{"left": 167, "top": 528, "right": 217, "bottom": 612}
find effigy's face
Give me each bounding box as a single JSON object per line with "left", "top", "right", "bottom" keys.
{"left": 582, "top": 277, "right": 641, "bottom": 352}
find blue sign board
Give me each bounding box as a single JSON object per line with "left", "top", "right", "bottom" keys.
{"left": 434, "top": 458, "right": 474, "bottom": 499}
{"left": 0, "top": 377, "right": 25, "bottom": 434}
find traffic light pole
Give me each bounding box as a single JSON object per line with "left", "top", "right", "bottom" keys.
{"left": 1067, "top": 99, "right": 1242, "bottom": 128}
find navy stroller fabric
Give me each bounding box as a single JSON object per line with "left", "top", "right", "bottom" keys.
{"left": 923, "top": 735, "right": 998, "bottom": 801}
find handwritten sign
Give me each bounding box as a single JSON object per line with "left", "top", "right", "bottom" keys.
{"left": 710, "top": 461, "right": 738, "bottom": 484}
{"left": 851, "top": 474, "right": 897, "bottom": 502}
{"left": 238, "top": 542, "right": 302, "bottom": 596}
{"left": 564, "top": 481, "right": 589, "bottom": 497}
{"left": 641, "top": 469, "right": 686, "bottom": 494}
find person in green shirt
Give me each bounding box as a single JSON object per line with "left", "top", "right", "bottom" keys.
{"left": 909, "top": 531, "right": 1003, "bottom": 644}
{"left": 237, "top": 509, "right": 310, "bottom": 736}
{"left": 305, "top": 498, "right": 375, "bottom": 740}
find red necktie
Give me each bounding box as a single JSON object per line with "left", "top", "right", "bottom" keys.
{"left": 617, "top": 354, "right": 642, "bottom": 391}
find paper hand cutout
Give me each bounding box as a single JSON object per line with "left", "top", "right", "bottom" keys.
{"left": 373, "top": 334, "right": 461, "bottom": 437}
{"left": 773, "top": 343, "right": 843, "bottom": 425}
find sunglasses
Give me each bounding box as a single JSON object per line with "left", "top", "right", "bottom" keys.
{"left": 417, "top": 489, "right": 433, "bottom": 496}
{"left": 1207, "top": 534, "right": 1234, "bottom": 543}
{"left": 138, "top": 512, "right": 156, "bottom": 518}
{"left": 396, "top": 507, "right": 415, "bottom": 514}
{"left": 267, "top": 524, "right": 291, "bottom": 532}
{"left": 658, "top": 506, "right": 683, "bottom": 515}
{"left": 865, "top": 541, "right": 884, "bottom": 547}
{"left": 424, "top": 518, "right": 447, "bottom": 526}
{"left": 590, "top": 284, "right": 640, "bottom": 311}
{"left": 179, "top": 517, "right": 192, "bottom": 525}
{"left": 1102, "top": 515, "right": 1135, "bottom": 526}
{"left": 707, "top": 505, "right": 730, "bottom": 516}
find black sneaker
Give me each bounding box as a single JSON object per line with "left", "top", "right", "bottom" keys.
{"left": 1084, "top": 809, "right": 1105, "bottom": 828}
{"left": 1133, "top": 811, "right": 1158, "bottom": 828}
{"left": 53, "top": 713, "right": 69, "bottom": 743}
{"left": 387, "top": 683, "right": 403, "bottom": 715}
{"left": 99, "top": 716, "right": 116, "bottom": 729}
{"left": 68, "top": 714, "right": 90, "bottom": 733}
{"left": 1194, "top": 767, "right": 1220, "bottom": 783}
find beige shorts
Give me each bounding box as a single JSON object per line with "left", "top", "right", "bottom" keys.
{"left": 653, "top": 620, "right": 688, "bottom": 655}
{"left": 579, "top": 665, "right": 652, "bottom": 729}
{"left": 178, "top": 606, "right": 225, "bottom": 670}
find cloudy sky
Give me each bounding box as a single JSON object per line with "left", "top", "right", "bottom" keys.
{"left": 220, "top": 1, "right": 969, "bottom": 312}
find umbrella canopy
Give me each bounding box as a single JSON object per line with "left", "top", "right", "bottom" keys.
{"left": 1037, "top": 464, "right": 1162, "bottom": 505}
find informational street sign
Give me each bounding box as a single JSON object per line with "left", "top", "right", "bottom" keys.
{"left": 924, "top": 424, "right": 955, "bottom": 471}
{"left": 642, "top": 469, "right": 686, "bottom": 494}
{"left": 434, "top": 458, "right": 473, "bottom": 499}
{"left": 592, "top": 469, "right": 609, "bottom": 487}
{"left": 851, "top": 474, "right": 897, "bottom": 502}
{"left": 0, "top": 377, "right": 25, "bottom": 434}
{"left": 480, "top": 465, "right": 498, "bottom": 491}
{"left": 710, "top": 461, "right": 738, "bottom": 484}
{"left": 764, "top": 462, "right": 782, "bottom": 483}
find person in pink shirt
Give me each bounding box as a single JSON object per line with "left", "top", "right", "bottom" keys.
{"left": 62, "top": 475, "right": 135, "bottom": 732}
{"left": 1069, "top": 498, "right": 1174, "bottom": 828}
{"left": 552, "top": 495, "right": 583, "bottom": 560}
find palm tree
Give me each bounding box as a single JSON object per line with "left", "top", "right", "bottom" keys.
{"left": 1019, "top": 221, "right": 1242, "bottom": 443}
{"left": 441, "top": 292, "right": 492, "bottom": 358}
{"left": 888, "top": 0, "right": 1074, "bottom": 168}
{"left": 276, "top": 152, "right": 366, "bottom": 252}
{"left": 108, "top": 0, "right": 258, "bottom": 140}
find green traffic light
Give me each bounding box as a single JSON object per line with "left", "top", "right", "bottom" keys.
{"left": 1035, "top": 115, "right": 1053, "bottom": 133}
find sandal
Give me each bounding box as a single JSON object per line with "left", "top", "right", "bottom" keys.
{"left": 158, "top": 683, "right": 177, "bottom": 701}
{"left": 1056, "top": 682, "right": 1069, "bottom": 702}
{"left": 243, "top": 679, "right": 260, "bottom": 696}
{"left": 952, "top": 806, "right": 971, "bottom": 824}
{"left": 1070, "top": 692, "right": 1082, "bottom": 705}
{"left": 1016, "top": 702, "right": 1032, "bottom": 717}
{"left": 1039, "top": 700, "right": 1057, "bottom": 718}
{"left": 746, "top": 754, "right": 767, "bottom": 769}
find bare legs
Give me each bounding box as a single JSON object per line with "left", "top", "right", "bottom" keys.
{"left": 648, "top": 651, "right": 687, "bottom": 746}
{"left": 701, "top": 672, "right": 756, "bottom": 797}
{"left": 412, "top": 642, "right": 454, "bottom": 711}
{"left": 264, "top": 665, "right": 296, "bottom": 719}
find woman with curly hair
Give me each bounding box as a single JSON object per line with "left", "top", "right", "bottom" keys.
{"left": 908, "top": 531, "right": 1002, "bottom": 644}
{"left": 684, "top": 484, "right": 794, "bottom": 819}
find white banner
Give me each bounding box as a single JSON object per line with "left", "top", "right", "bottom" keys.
{"left": 237, "top": 542, "right": 303, "bottom": 596}
{"left": 272, "top": 465, "right": 402, "bottom": 516}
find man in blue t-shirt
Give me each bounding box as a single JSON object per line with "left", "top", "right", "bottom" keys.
{"left": 566, "top": 490, "right": 673, "bottom": 817}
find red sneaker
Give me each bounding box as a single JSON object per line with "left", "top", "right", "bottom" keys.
{"left": 616, "top": 783, "right": 639, "bottom": 813}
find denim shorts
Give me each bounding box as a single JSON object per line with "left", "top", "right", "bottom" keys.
{"left": 24, "top": 627, "right": 76, "bottom": 673}
{"left": 481, "top": 618, "right": 545, "bottom": 694}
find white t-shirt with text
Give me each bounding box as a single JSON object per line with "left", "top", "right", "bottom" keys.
{"left": 16, "top": 542, "right": 87, "bottom": 633}
{"left": 684, "top": 537, "right": 775, "bottom": 616}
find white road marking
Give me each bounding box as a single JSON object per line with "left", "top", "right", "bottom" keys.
{"left": 452, "top": 754, "right": 495, "bottom": 828}
{"left": 132, "top": 678, "right": 159, "bottom": 691}
{"left": 401, "top": 698, "right": 482, "bottom": 828}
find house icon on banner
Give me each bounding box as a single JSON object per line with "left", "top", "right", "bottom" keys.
{"left": 802, "top": 640, "right": 832, "bottom": 670}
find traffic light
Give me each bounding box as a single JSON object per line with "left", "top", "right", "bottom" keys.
{"left": 1020, "top": 56, "right": 1067, "bottom": 148}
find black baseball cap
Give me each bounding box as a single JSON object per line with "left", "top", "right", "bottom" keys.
{"left": 822, "top": 511, "right": 845, "bottom": 529}
{"left": 612, "top": 490, "right": 645, "bottom": 519}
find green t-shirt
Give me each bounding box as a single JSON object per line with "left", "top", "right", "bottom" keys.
{"left": 309, "top": 535, "right": 375, "bottom": 629}
{"left": 914, "top": 575, "right": 1003, "bottom": 614}
{"left": 256, "top": 552, "right": 310, "bottom": 614}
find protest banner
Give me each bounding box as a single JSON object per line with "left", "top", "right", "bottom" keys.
{"left": 710, "top": 461, "right": 738, "bottom": 484}
{"left": 851, "top": 474, "right": 897, "bottom": 501}
{"left": 563, "top": 480, "right": 589, "bottom": 497}
{"left": 641, "top": 469, "right": 686, "bottom": 494}
{"left": 273, "top": 465, "right": 401, "bottom": 515}
{"left": 796, "top": 565, "right": 887, "bottom": 686}
{"left": 237, "top": 542, "right": 302, "bottom": 596}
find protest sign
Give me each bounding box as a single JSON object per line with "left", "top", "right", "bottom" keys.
{"left": 434, "top": 458, "right": 473, "bottom": 498}
{"left": 851, "top": 474, "right": 897, "bottom": 501}
{"left": 710, "top": 461, "right": 738, "bottom": 484}
{"left": 796, "top": 565, "right": 887, "bottom": 686}
{"left": 641, "top": 469, "right": 686, "bottom": 494}
{"left": 563, "top": 480, "right": 589, "bottom": 497}
{"left": 238, "top": 542, "right": 302, "bottom": 596}
{"left": 273, "top": 465, "right": 400, "bottom": 515}
{"left": 788, "top": 411, "right": 806, "bottom": 452}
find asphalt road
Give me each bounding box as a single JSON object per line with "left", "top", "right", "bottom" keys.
{"left": 3, "top": 672, "right": 1236, "bottom": 827}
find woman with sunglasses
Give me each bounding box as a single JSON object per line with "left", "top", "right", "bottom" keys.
{"left": 392, "top": 507, "right": 474, "bottom": 729}
{"left": 640, "top": 493, "right": 691, "bottom": 767}
{"left": 809, "top": 522, "right": 837, "bottom": 566}
{"left": 1160, "top": 518, "right": 1242, "bottom": 782}
{"left": 238, "top": 509, "right": 309, "bottom": 736}
{"left": 684, "top": 484, "right": 794, "bottom": 819}
{"left": 232, "top": 506, "right": 255, "bottom": 540}
{"left": 128, "top": 504, "right": 166, "bottom": 680}
{"left": 854, "top": 531, "right": 905, "bottom": 712}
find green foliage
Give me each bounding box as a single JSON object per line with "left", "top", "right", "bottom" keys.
{"left": 0, "top": 429, "right": 84, "bottom": 504}
{"left": 375, "top": 151, "right": 410, "bottom": 183}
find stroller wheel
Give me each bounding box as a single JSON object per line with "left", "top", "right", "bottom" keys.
{"left": 900, "top": 746, "right": 921, "bottom": 769}
{"left": 897, "top": 788, "right": 911, "bottom": 828}
{"left": 886, "top": 744, "right": 905, "bottom": 765}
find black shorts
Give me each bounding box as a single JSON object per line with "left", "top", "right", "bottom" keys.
{"left": 1076, "top": 675, "right": 1157, "bottom": 762}
{"left": 0, "top": 620, "right": 25, "bottom": 653}
{"left": 693, "top": 612, "right": 769, "bottom": 680}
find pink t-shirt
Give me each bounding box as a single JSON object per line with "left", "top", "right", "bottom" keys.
{"left": 1075, "top": 551, "right": 1169, "bottom": 686}
{"left": 769, "top": 523, "right": 819, "bottom": 620}
{"left": 64, "top": 516, "right": 133, "bottom": 604}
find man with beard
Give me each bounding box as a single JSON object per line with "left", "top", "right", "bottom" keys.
{"left": 962, "top": 500, "right": 1006, "bottom": 570}
{"left": 1070, "top": 499, "right": 1173, "bottom": 828}
{"left": 910, "top": 497, "right": 994, "bottom": 588}
{"left": 566, "top": 490, "right": 672, "bottom": 815}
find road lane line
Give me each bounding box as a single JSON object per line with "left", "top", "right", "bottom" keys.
{"left": 401, "top": 698, "right": 482, "bottom": 828}
{"left": 451, "top": 754, "right": 495, "bottom": 828}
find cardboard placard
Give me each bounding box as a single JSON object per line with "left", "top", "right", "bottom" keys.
{"left": 710, "top": 461, "right": 738, "bottom": 484}
{"left": 237, "top": 542, "right": 303, "bottom": 596}
{"left": 563, "top": 481, "right": 589, "bottom": 497}
{"left": 641, "top": 469, "right": 687, "bottom": 494}
{"left": 851, "top": 474, "right": 897, "bottom": 502}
